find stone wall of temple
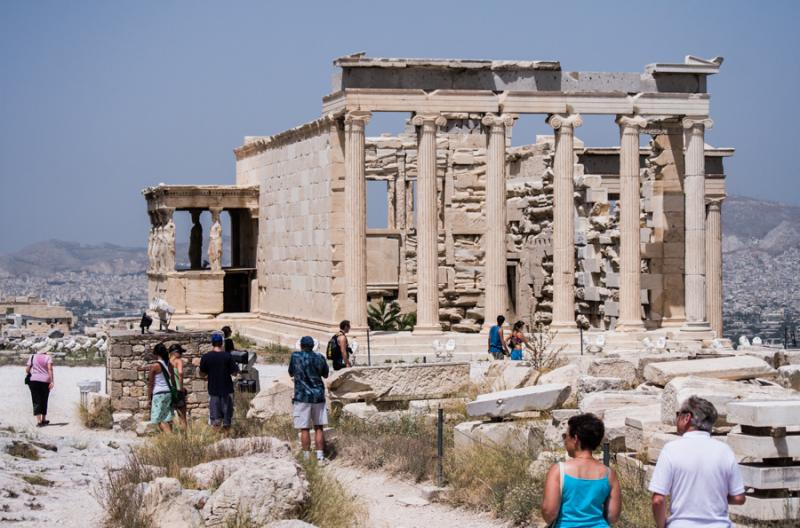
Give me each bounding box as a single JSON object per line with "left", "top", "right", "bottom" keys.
{"left": 236, "top": 118, "right": 339, "bottom": 327}
{"left": 106, "top": 331, "right": 211, "bottom": 422}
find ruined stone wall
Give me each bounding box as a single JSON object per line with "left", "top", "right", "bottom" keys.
{"left": 106, "top": 331, "right": 211, "bottom": 421}
{"left": 237, "top": 119, "right": 339, "bottom": 327}
{"left": 364, "top": 127, "right": 685, "bottom": 332}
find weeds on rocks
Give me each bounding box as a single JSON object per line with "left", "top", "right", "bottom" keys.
{"left": 136, "top": 424, "right": 235, "bottom": 480}
{"left": 18, "top": 474, "right": 53, "bottom": 487}
{"left": 78, "top": 401, "right": 113, "bottom": 429}
{"left": 95, "top": 454, "right": 155, "bottom": 528}
{"left": 5, "top": 441, "right": 39, "bottom": 460}
{"left": 615, "top": 460, "right": 655, "bottom": 528}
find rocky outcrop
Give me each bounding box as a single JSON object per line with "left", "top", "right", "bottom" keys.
{"left": 202, "top": 457, "right": 308, "bottom": 527}
{"left": 247, "top": 376, "right": 295, "bottom": 420}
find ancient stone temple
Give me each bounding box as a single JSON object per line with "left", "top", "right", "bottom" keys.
{"left": 142, "top": 54, "right": 731, "bottom": 356}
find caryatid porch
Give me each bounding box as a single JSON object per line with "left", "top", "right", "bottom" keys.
{"left": 143, "top": 184, "right": 259, "bottom": 315}
{"left": 328, "top": 54, "right": 727, "bottom": 339}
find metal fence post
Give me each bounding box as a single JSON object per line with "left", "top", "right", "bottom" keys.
{"left": 437, "top": 407, "right": 444, "bottom": 487}
{"left": 602, "top": 440, "right": 610, "bottom": 466}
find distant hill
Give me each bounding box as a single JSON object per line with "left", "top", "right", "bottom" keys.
{"left": 0, "top": 240, "right": 147, "bottom": 277}
{"left": 722, "top": 196, "right": 800, "bottom": 254}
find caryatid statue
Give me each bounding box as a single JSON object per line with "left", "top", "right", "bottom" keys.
{"left": 163, "top": 215, "right": 176, "bottom": 272}
{"left": 208, "top": 215, "right": 223, "bottom": 271}
{"left": 189, "top": 210, "right": 203, "bottom": 270}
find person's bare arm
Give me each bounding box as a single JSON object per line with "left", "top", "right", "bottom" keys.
{"left": 606, "top": 467, "right": 621, "bottom": 525}
{"left": 337, "top": 334, "right": 350, "bottom": 367}
{"left": 652, "top": 493, "right": 667, "bottom": 528}
{"left": 47, "top": 361, "right": 54, "bottom": 390}
{"left": 499, "top": 329, "right": 509, "bottom": 354}
{"left": 541, "top": 464, "right": 562, "bottom": 524}
{"left": 728, "top": 494, "right": 746, "bottom": 505}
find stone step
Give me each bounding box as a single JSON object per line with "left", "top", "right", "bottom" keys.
{"left": 727, "top": 400, "right": 800, "bottom": 428}
{"left": 727, "top": 432, "right": 800, "bottom": 460}
{"left": 739, "top": 463, "right": 800, "bottom": 491}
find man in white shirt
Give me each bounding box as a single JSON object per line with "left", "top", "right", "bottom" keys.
{"left": 649, "top": 396, "right": 746, "bottom": 527}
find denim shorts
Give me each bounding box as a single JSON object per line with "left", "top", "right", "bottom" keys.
{"left": 209, "top": 394, "right": 234, "bottom": 427}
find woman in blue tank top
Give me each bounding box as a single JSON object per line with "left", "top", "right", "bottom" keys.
{"left": 541, "top": 413, "right": 621, "bottom": 527}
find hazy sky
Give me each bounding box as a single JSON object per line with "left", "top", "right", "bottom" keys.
{"left": 1, "top": 1, "right": 798, "bottom": 252}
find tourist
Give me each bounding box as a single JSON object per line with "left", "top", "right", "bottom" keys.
{"left": 289, "top": 335, "right": 330, "bottom": 462}
{"left": 168, "top": 343, "right": 188, "bottom": 426}
{"left": 508, "top": 320, "right": 528, "bottom": 360}
{"left": 327, "top": 320, "right": 352, "bottom": 371}
{"left": 221, "top": 325, "right": 235, "bottom": 353}
{"left": 25, "top": 350, "right": 54, "bottom": 427}
{"left": 199, "top": 331, "right": 239, "bottom": 430}
{"left": 147, "top": 343, "right": 174, "bottom": 433}
{"left": 487, "top": 315, "right": 509, "bottom": 360}
{"left": 542, "top": 413, "right": 621, "bottom": 527}
{"left": 649, "top": 396, "right": 745, "bottom": 527}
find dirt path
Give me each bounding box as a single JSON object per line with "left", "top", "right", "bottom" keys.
{"left": 329, "top": 462, "right": 510, "bottom": 528}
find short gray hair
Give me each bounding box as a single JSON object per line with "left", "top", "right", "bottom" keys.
{"left": 679, "top": 396, "right": 718, "bottom": 432}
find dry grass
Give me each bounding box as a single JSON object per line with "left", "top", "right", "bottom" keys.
{"left": 298, "top": 457, "right": 366, "bottom": 528}
{"left": 253, "top": 342, "right": 293, "bottom": 364}
{"left": 95, "top": 454, "right": 156, "bottom": 528}
{"left": 334, "top": 414, "right": 442, "bottom": 483}
{"left": 18, "top": 474, "right": 54, "bottom": 487}
{"left": 5, "top": 441, "right": 39, "bottom": 460}
{"left": 615, "top": 461, "right": 655, "bottom": 528}
{"left": 136, "top": 423, "right": 236, "bottom": 480}
{"left": 78, "top": 400, "right": 113, "bottom": 429}
{"left": 447, "top": 443, "right": 544, "bottom": 525}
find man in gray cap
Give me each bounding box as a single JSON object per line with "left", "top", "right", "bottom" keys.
{"left": 200, "top": 331, "right": 239, "bottom": 429}
{"left": 289, "top": 335, "right": 329, "bottom": 461}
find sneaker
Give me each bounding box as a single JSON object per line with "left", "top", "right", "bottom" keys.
{"left": 42, "top": 420, "right": 50, "bottom": 426}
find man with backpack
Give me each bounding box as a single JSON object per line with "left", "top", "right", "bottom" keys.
{"left": 326, "top": 320, "right": 352, "bottom": 370}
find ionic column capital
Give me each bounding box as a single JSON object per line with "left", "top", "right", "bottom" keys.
{"left": 344, "top": 110, "right": 371, "bottom": 129}
{"left": 705, "top": 196, "right": 725, "bottom": 209}
{"left": 481, "top": 113, "right": 517, "bottom": 129}
{"left": 547, "top": 113, "right": 582, "bottom": 130}
{"left": 682, "top": 116, "right": 713, "bottom": 131}
{"left": 412, "top": 113, "right": 447, "bottom": 128}
{"left": 616, "top": 114, "right": 648, "bottom": 131}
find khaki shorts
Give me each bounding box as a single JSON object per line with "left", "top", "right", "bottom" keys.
{"left": 293, "top": 402, "right": 328, "bottom": 429}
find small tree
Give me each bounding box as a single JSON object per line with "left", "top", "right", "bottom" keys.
{"left": 524, "top": 320, "right": 563, "bottom": 371}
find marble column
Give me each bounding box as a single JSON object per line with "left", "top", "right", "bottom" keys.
{"left": 344, "top": 111, "right": 371, "bottom": 330}
{"left": 616, "top": 115, "right": 648, "bottom": 330}
{"left": 412, "top": 113, "right": 446, "bottom": 332}
{"left": 682, "top": 117, "right": 713, "bottom": 331}
{"left": 548, "top": 113, "right": 582, "bottom": 329}
{"left": 482, "top": 113, "right": 515, "bottom": 328}
{"left": 396, "top": 154, "right": 407, "bottom": 230}
{"left": 705, "top": 197, "right": 724, "bottom": 338}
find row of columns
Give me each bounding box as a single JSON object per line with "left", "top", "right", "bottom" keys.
{"left": 341, "top": 110, "right": 720, "bottom": 335}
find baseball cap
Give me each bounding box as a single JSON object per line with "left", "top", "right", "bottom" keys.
{"left": 211, "top": 331, "right": 224, "bottom": 344}
{"left": 300, "top": 336, "right": 315, "bottom": 349}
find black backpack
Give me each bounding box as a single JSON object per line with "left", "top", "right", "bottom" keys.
{"left": 326, "top": 332, "right": 342, "bottom": 361}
